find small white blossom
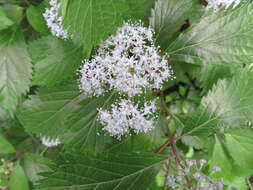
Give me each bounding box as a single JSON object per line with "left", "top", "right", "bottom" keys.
{"left": 186, "top": 159, "right": 196, "bottom": 167}
{"left": 200, "top": 159, "right": 207, "bottom": 166}
{"left": 98, "top": 99, "right": 157, "bottom": 139}
{"left": 41, "top": 136, "right": 61, "bottom": 147}
{"left": 194, "top": 172, "right": 203, "bottom": 180}
{"left": 184, "top": 168, "right": 190, "bottom": 174}
{"left": 79, "top": 21, "right": 174, "bottom": 97}
{"left": 43, "top": 0, "right": 68, "bottom": 39}
{"left": 206, "top": 0, "right": 242, "bottom": 10}
{"left": 166, "top": 176, "right": 176, "bottom": 187}
{"left": 212, "top": 166, "right": 221, "bottom": 173}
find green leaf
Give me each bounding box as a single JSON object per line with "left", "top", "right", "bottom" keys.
{"left": 128, "top": 0, "right": 155, "bottom": 25}
{"left": 62, "top": 92, "right": 119, "bottom": 152}
{"left": 199, "top": 64, "right": 232, "bottom": 94}
{"left": 209, "top": 135, "right": 232, "bottom": 179}
{"left": 9, "top": 164, "right": 30, "bottom": 190}
{"left": 22, "top": 153, "right": 53, "bottom": 183}
{"left": 225, "top": 129, "right": 253, "bottom": 169}
{"left": 35, "top": 151, "right": 165, "bottom": 190}
{"left": 0, "top": 27, "right": 32, "bottom": 112}
{"left": 0, "top": 131, "right": 15, "bottom": 154}
{"left": 62, "top": 0, "right": 128, "bottom": 48}
{"left": 17, "top": 84, "right": 84, "bottom": 137}
{"left": 17, "top": 84, "right": 119, "bottom": 152}
{"left": 173, "top": 109, "right": 217, "bottom": 149}
{"left": 0, "top": 7, "right": 13, "bottom": 30}
{"left": 2, "top": 4, "right": 23, "bottom": 25}
{"left": 166, "top": 3, "right": 253, "bottom": 65}
{"left": 150, "top": 0, "right": 202, "bottom": 49}
{"left": 26, "top": 2, "right": 50, "bottom": 34}
{"left": 202, "top": 67, "right": 253, "bottom": 127}
{"left": 177, "top": 67, "right": 253, "bottom": 149}
{"left": 29, "top": 36, "right": 83, "bottom": 87}
{"left": 227, "top": 177, "right": 249, "bottom": 190}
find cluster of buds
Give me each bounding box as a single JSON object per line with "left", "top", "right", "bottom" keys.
{"left": 79, "top": 21, "right": 174, "bottom": 139}
{"left": 166, "top": 159, "right": 224, "bottom": 190}
{"left": 43, "top": 0, "right": 68, "bottom": 39}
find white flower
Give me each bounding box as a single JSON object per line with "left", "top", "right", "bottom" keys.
{"left": 79, "top": 21, "right": 174, "bottom": 97}
{"left": 98, "top": 99, "right": 157, "bottom": 139}
{"left": 41, "top": 136, "right": 61, "bottom": 147}
{"left": 43, "top": 0, "right": 68, "bottom": 39}
{"left": 206, "top": 0, "right": 242, "bottom": 10}
{"left": 200, "top": 159, "right": 207, "bottom": 166}
{"left": 166, "top": 176, "right": 176, "bottom": 187}
{"left": 212, "top": 166, "right": 221, "bottom": 173}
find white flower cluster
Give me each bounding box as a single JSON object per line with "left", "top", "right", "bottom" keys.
{"left": 166, "top": 159, "right": 224, "bottom": 190}
{"left": 98, "top": 99, "right": 157, "bottom": 139}
{"left": 41, "top": 136, "right": 61, "bottom": 147}
{"left": 79, "top": 21, "right": 174, "bottom": 139}
{"left": 43, "top": 0, "right": 68, "bottom": 39}
{"left": 79, "top": 21, "right": 174, "bottom": 97}
{"left": 206, "top": 0, "right": 241, "bottom": 10}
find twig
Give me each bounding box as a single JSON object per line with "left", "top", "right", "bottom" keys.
{"left": 155, "top": 134, "right": 177, "bottom": 154}
{"left": 163, "top": 150, "right": 172, "bottom": 190}
{"left": 158, "top": 90, "right": 171, "bottom": 118}
{"left": 247, "top": 177, "right": 253, "bottom": 190}
{"left": 28, "top": 133, "right": 41, "bottom": 145}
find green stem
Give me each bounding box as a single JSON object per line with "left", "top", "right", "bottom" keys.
{"left": 247, "top": 177, "right": 253, "bottom": 190}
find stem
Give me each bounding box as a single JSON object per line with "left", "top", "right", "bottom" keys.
{"left": 8, "top": 151, "right": 26, "bottom": 163}
{"left": 171, "top": 140, "right": 192, "bottom": 189}
{"left": 155, "top": 138, "right": 172, "bottom": 154}
{"left": 157, "top": 89, "right": 193, "bottom": 189}
{"left": 163, "top": 150, "right": 172, "bottom": 190}
{"left": 158, "top": 90, "right": 171, "bottom": 118}
{"left": 247, "top": 177, "right": 253, "bottom": 190}
{"left": 40, "top": 147, "right": 48, "bottom": 156}
{"left": 28, "top": 133, "right": 41, "bottom": 145}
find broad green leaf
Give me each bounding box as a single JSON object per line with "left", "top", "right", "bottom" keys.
{"left": 166, "top": 3, "right": 253, "bottom": 65}
{"left": 2, "top": 4, "right": 23, "bottom": 24}
{"left": 22, "top": 153, "right": 53, "bottom": 183}
{"left": 35, "top": 151, "right": 165, "bottom": 190}
{"left": 26, "top": 2, "right": 50, "bottom": 34}
{"left": 0, "top": 27, "right": 32, "bottom": 112}
{"left": 17, "top": 84, "right": 120, "bottom": 152}
{"left": 227, "top": 177, "right": 248, "bottom": 190}
{"left": 177, "top": 67, "right": 253, "bottom": 148}
{"left": 0, "top": 106, "right": 10, "bottom": 121}
{"left": 209, "top": 135, "right": 232, "bottom": 179}
{"left": 62, "top": 0, "right": 128, "bottom": 48}
{"left": 202, "top": 68, "right": 253, "bottom": 127}
{"left": 62, "top": 92, "right": 119, "bottom": 152}
{"left": 0, "top": 131, "right": 15, "bottom": 153}
{"left": 17, "top": 84, "right": 85, "bottom": 137}
{"left": 173, "top": 109, "right": 217, "bottom": 149}
{"left": 225, "top": 129, "right": 253, "bottom": 169}
{"left": 9, "top": 164, "right": 30, "bottom": 190}
{"left": 0, "top": 7, "right": 13, "bottom": 30}
{"left": 128, "top": 0, "right": 155, "bottom": 25}
{"left": 150, "top": 0, "right": 202, "bottom": 49}
{"left": 29, "top": 36, "right": 83, "bottom": 87}
{"left": 199, "top": 64, "right": 232, "bottom": 94}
